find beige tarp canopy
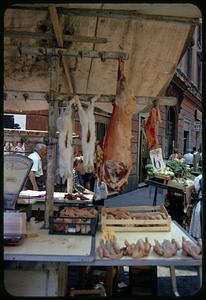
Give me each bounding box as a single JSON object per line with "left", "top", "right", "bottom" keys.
{"left": 4, "top": 3, "right": 201, "bottom": 113}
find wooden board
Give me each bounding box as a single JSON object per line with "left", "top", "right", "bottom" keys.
{"left": 167, "top": 181, "right": 185, "bottom": 191}
{"left": 101, "top": 205, "right": 171, "bottom": 232}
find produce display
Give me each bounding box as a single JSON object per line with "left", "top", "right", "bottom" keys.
{"left": 153, "top": 239, "right": 181, "bottom": 257}
{"left": 182, "top": 236, "right": 202, "bottom": 260}
{"left": 145, "top": 159, "right": 195, "bottom": 188}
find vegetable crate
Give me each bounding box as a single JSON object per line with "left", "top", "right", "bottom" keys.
{"left": 153, "top": 174, "right": 171, "bottom": 184}
{"left": 101, "top": 205, "right": 171, "bottom": 232}
{"left": 49, "top": 207, "right": 98, "bottom": 236}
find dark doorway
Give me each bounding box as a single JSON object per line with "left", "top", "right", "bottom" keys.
{"left": 184, "top": 131, "right": 189, "bottom": 154}
{"left": 138, "top": 116, "right": 149, "bottom": 184}
{"left": 166, "top": 107, "right": 176, "bottom": 157}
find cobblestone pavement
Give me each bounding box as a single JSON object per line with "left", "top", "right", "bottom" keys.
{"left": 157, "top": 266, "right": 201, "bottom": 296}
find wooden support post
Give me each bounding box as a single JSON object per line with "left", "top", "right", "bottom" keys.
{"left": 44, "top": 52, "right": 59, "bottom": 228}
{"left": 49, "top": 4, "right": 74, "bottom": 96}
{"left": 49, "top": 4, "right": 75, "bottom": 194}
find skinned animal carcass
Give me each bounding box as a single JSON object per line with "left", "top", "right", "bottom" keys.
{"left": 98, "top": 60, "right": 136, "bottom": 192}
{"left": 144, "top": 103, "right": 161, "bottom": 150}
{"left": 56, "top": 99, "right": 74, "bottom": 183}
{"left": 76, "top": 95, "right": 99, "bottom": 173}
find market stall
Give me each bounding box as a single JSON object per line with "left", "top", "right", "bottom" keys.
{"left": 4, "top": 220, "right": 202, "bottom": 296}
{"left": 145, "top": 158, "right": 197, "bottom": 230}
{"left": 4, "top": 3, "right": 202, "bottom": 297}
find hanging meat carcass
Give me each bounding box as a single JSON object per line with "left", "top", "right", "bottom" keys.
{"left": 56, "top": 99, "right": 74, "bottom": 183}
{"left": 76, "top": 95, "right": 99, "bottom": 173}
{"left": 144, "top": 102, "right": 161, "bottom": 150}
{"left": 98, "top": 60, "right": 136, "bottom": 192}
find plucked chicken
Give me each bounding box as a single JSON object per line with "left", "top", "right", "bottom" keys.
{"left": 182, "top": 236, "right": 202, "bottom": 260}
{"left": 97, "top": 238, "right": 123, "bottom": 259}
{"left": 153, "top": 239, "right": 181, "bottom": 257}
{"left": 124, "top": 238, "right": 151, "bottom": 258}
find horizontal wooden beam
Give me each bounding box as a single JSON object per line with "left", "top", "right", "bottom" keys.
{"left": 4, "top": 90, "right": 177, "bottom": 106}
{"left": 4, "top": 30, "right": 108, "bottom": 44}
{"left": 5, "top": 46, "right": 129, "bottom": 60}
{"left": 4, "top": 128, "right": 79, "bottom": 141}
{"left": 8, "top": 6, "right": 199, "bottom": 24}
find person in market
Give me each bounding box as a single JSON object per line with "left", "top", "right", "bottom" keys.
{"left": 169, "top": 149, "right": 179, "bottom": 160}
{"left": 183, "top": 149, "right": 193, "bottom": 167}
{"left": 25, "top": 143, "right": 47, "bottom": 191}
{"left": 188, "top": 173, "right": 202, "bottom": 239}
{"left": 15, "top": 138, "right": 26, "bottom": 155}
{"left": 72, "top": 156, "right": 95, "bottom": 195}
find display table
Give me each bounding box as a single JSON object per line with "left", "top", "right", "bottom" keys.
{"left": 17, "top": 190, "right": 94, "bottom": 205}
{"left": 4, "top": 221, "right": 201, "bottom": 296}
{"left": 147, "top": 179, "right": 191, "bottom": 207}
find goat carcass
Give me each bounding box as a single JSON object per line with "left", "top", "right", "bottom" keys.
{"left": 76, "top": 95, "right": 99, "bottom": 172}
{"left": 100, "top": 60, "right": 136, "bottom": 191}
{"left": 56, "top": 99, "right": 74, "bottom": 183}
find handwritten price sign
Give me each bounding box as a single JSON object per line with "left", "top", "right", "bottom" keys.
{"left": 150, "top": 148, "right": 165, "bottom": 173}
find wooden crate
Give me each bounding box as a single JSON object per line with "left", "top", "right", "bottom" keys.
{"left": 167, "top": 180, "right": 185, "bottom": 191}
{"left": 101, "top": 205, "right": 171, "bottom": 232}
{"left": 69, "top": 287, "right": 106, "bottom": 297}
{"left": 153, "top": 174, "right": 171, "bottom": 184}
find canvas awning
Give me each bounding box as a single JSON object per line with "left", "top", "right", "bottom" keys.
{"left": 4, "top": 3, "right": 201, "bottom": 113}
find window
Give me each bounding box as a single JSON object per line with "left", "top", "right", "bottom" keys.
{"left": 96, "top": 122, "right": 107, "bottom": 144}
{"left": 197, "top": 23, "right": 202, "bottom": 47}
{"left": 197, "top": 53, "right": 202, "bottom": 91}
{"left": 95, "top": 113, "right": 109, "bottom": 144}
{"left": 186, "top": 46, "right": 192, "bottom": 79}
{"left": 4, "top": 114, "right": 26, "bottom": 129}
{"left": 165, "top": 107, "right": 176, "bottom": 157}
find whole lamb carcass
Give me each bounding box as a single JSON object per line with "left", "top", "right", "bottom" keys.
{"left": 56, "top": 99, "right": 74, "bottom": 183}
{"left": 98, "top": 59, "right": 136, "bottom": 192}
{"left": 76, "top": 95, "right": 99, "bottom": 173}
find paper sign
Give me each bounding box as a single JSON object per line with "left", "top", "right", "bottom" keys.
{"left": 150, "top": 148, "right": 165, "bottom": 172}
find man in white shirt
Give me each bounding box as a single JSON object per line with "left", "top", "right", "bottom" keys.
{"left": 183, "top": 149, "right": 193, "bottom": 166}
{"left": 25, "top": 143, "right": 47, "bottom": 191}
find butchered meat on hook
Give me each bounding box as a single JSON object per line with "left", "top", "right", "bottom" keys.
{"left": 56, "top": 99, "right": 74, "bottom": 183}
{"left": 76, "top": 95, "right": 100, "bottom": 172}
{"left": 100, "top": 59, "right": 136, "bottom": 191}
